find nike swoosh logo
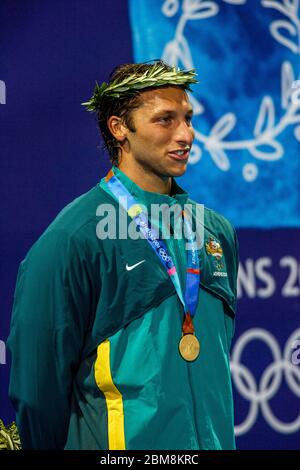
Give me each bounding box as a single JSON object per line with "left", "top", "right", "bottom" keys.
{"left": 126, "top": 260, "right": 146, "bottom": 271}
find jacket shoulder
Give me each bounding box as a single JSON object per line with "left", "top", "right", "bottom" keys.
{"left": 43, "top": 184, "right": 112, "bottom": 237}
{"left": 187, "top": 198, "right": 236, "bottom": 242}
{"left": 22, "top": 184, "right": 112, "bottom": 265}
{"left": 204, "top": 206, "right": 236, "bottom": 243}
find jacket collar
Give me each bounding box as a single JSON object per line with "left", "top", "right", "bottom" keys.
{"left": 111, "top": 166, "right": 189, "bottom": 209}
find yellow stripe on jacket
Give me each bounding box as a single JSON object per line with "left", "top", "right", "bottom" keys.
{"left": 94, "top": 339, "right": 126, "bottom": 450}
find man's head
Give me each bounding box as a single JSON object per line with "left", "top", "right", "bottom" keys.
{"left": 82, "top": 61, "right": 198, "bottom": 169}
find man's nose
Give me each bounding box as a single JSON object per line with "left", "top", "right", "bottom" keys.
{"left": 175, "top": 120, "right": 195, "bottom": 145}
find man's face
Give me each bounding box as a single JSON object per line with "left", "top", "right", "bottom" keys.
{"left": 124, "top": 86, "right": 195, "bottom": 178}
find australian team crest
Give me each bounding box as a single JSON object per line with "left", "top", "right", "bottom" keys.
{"left": 205, "top": 237, "right": 227, "bottom": 277}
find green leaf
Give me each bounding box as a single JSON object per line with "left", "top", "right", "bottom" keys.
{"left": 81, "top": 63, "right": 199, "bottom": 112}
{"left": 0, "top": 420, "right": 21, "bottom": 450}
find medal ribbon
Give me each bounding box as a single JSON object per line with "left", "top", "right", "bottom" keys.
{"left": 104, "top": 169, "right": 201, "bottom": 334}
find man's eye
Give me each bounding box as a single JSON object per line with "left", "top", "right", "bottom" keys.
{"left": 158, "top": 116, "right": 172, "bottom": 124}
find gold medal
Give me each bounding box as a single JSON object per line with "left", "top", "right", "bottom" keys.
{"left": 179, "top": 333, "right": 200, "bottom": 362}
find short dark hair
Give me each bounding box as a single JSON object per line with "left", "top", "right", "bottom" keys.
{"left": 97, "top": 61, "right": 183, "bottom": 166}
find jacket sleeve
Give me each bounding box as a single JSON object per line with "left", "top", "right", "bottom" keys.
{"left": 232, "top": 225, "right": 239, "bottom": 311}
{"left": 7, "top": 229, "right": 94, "bottom": 449}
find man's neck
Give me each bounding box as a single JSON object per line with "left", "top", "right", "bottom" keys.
{"left": 118, "top": 161, "right": 172, "bottom": 195}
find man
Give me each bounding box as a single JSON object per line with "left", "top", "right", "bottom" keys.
{"left": 8, "top": 61, "right": 239, "bottom": 450}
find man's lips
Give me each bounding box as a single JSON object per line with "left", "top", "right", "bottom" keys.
{"left": 168, "top": 150, "right": 190, "bottom": 161}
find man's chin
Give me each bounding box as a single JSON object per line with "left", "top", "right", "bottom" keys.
{"left": 168, "top": 162, "right": 188, "bottom": 177}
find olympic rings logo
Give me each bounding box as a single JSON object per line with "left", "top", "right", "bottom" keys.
{"left": 230, "top": 328, "right": 300, "bottom": 435}
{"left": 159, "top": 248, "right": 171, "bottom": 263}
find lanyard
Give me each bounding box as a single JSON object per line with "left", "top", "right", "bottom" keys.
{"left": 104, "top": 168, "right": 201, "bottom": 337}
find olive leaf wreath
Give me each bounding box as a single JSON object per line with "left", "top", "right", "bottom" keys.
{"left": 82, "top": 64, "right": 198, "bottom": 111}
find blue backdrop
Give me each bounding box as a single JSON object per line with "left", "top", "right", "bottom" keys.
{"left": 129, "top": 0, "right": 300, "bottom": 228}
{"left": 1, "top": 0, "right": 299, "bottom": 450}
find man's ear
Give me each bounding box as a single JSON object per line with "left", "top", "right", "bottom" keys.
{"left": 107, "top": 116, "right": 128, "bottom": 143}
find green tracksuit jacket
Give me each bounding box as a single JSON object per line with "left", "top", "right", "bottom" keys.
{"left": 8, "top": 167, "right": 239, "bottom": 450}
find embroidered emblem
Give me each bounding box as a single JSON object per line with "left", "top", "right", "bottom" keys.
{"left": 205, "top": 237, "right": 227, "bottom": 277}
{"left": 205, "top": 238, "right": 223, "bottom": 259}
